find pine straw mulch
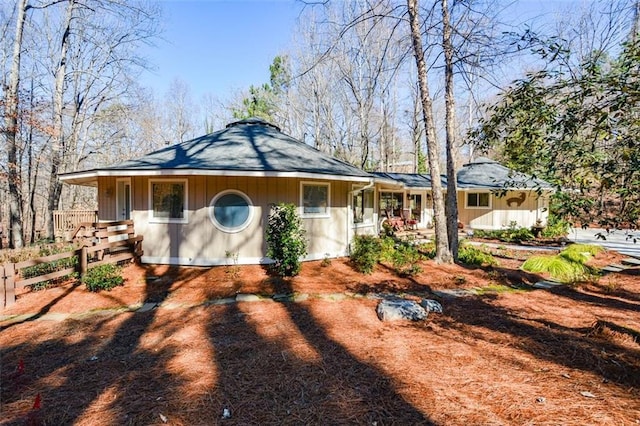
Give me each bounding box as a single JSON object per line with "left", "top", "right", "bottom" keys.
{"left": 1, "top": 249, "right": 639, "bottom": 425}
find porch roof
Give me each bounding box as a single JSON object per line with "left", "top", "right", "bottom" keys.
{"left": 372, "top": 172, "right": 447, "bottom": 189}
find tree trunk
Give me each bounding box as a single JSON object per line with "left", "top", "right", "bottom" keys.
{"left": 3, "top": 0, "right": 29, "bottom": 249}
{"left": 441, "top": 0, "right": 460, "bottom": 260}
{"left": 47, "top": 0, "right": 76, "bottom": 239}
{"left": 407, "top": 0, "right": 452, "bottom": 263}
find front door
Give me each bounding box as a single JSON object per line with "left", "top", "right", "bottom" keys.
{"left": 409, "top": 193, "right": 422, "bottom": 226}
{"left": 116, "top": 179, "right": 131, "bottom": 220}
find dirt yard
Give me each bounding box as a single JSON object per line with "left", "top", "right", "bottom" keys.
{"left": 1, "top": 248, "right": 639, "bottom": 425}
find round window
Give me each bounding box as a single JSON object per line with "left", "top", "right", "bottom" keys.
{"left": 209, "top": 190, "right": 253, "bottom": 233}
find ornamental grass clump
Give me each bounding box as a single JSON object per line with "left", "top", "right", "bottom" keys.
{"left": 522, "top": 243, "right": 602, "bottom": 283}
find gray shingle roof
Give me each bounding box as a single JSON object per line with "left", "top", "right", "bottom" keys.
{"left": 372, "top": 172, "right": 447, "bottom": 188}
{"left": 457, "top": 157, "right": 554, "bottom": 190}
{"left": 107, "top": 118, "right": 371, "bottom": 177}
{"left": 61, "top": 118, "right": 372, "bottom": 184}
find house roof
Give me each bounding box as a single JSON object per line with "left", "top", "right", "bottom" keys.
{"left": 60, "top": 118, "right": 373, "bottom": 186}
{"left": 372, "top": 172, "right": 447, "bottom": 189}
{"left": 456, "top": 157, "right": 554, "bottom": 190}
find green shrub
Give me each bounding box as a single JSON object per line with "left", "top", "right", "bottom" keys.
{"left": 20, "top": 244, "right": 79, "bottom": 290}
{"left": 265, "top": 203, "right": 308, "bottom": 277}
{"left": 458, "top": 244, "right": 497, "bottom": 266}
{"left": 541, "top": 216, "right": 570, "bottom": 238}
{"left": 472, "top": 225, "right": 534, "bottom": 243}
{"left": 82, "top": 264, "right": 124, "bottom": 292}
{"left": 391, "top": 242, "right": 423, "bottom": 276}
{"left": 379, "top": 236, "right": 396, "bottom": 262}
{"left": 350, "top": 235, "right": 382, "bottom": 274}
{"left": 417, "top": 241, "right": 437, "bottom": 259}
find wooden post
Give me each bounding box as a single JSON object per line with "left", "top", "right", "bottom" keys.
{"left": 4, "top": 263, "right": 16, "bottom": 307}
{"left": 79, "top": 245, "right": 88, "bottom": 279}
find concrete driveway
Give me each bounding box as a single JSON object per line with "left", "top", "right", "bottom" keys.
{"left": 567, "top": 227, "right": 640, "bottom": 258}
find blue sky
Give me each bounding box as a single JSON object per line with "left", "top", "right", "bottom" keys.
{"left": 139, "top": 0, "right": 588, "bottom": 102}
{"left": 140, "top": 0, "right": 305, "bottom": 100}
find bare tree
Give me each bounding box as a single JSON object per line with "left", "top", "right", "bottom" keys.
{"left": 442, "top": 0, "right": 459, "bottom": 259}
{"left": 407, "top": 0, "right": 452, "bottom": 263}
{"left": 47, "top": 0, "right": 77, "bottom": 238}
{"left": 3, "top": 0, "right": 30, "bottom": 248}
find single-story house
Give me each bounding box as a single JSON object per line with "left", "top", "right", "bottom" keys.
{"left": 456, "top": 157, "right": 554, "bottom": 230}
{"left": 60, "top": 118, "right": 553, "bottom": 266}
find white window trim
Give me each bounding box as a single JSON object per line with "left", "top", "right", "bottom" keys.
{"left": 465, "top": 191, "right": 492, "bottom": 210}
{"left": 300, "top": 181, "right": 331, "bottom": 218}
{"left": 209, "top": 189, "right": 254, "bottom": 233}
{"left": 116, "top": 177, "right": 132, "bottom": 221}
{"left": 148, "top": 178, "right": 188, "bottom": 224}
{"left": 379, "top": 190, "right": 406, "bottom": 214}
{"left": 352, "top": 184, "right": 375, "bottom": 227}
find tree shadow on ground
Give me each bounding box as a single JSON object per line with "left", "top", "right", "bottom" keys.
{"left": 0, "top": 269, "right": 181, "bottom": 425}
{"left": 439, "top": 294, "right": 640, "bottom": 389}
{"left": 547, "top": 285, "right": 640, "bottom": 313}
{"left": 206, "top": 281, "right": 435, "bottom": 424}
{"left": 0, "top": 282, "right": 81, "bottom": 332}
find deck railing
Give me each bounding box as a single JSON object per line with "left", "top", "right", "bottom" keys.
{"left": 53, "top": 210, "right": 98, "bottom": 241}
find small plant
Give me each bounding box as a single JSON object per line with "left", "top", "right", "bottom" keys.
{"left": 458, "top": 244, "right": 497, "bottom": 266}
{"left": 453, "top": 275, "right": 467, "bottom": 285}
{"left": 379, "top": 236, "right": 396, "bottom": 262}
{"left": 598, "top": 276, "right": 620, "bottom": 293}
{"left": 417, "top": 241, "right": 436, "bottom": 259}
{"left": 225, "top": 250, "right": 240, "bottom": 279}
{"left": 472, "top": 225, "right": 534, "bottom": 243}
{"left": 541, "top": 216, "right": 570, "bottom": 238}
{"left": 350, "top": 235, "right": 382, "bottom": 274}
{"left": 391, "top": 242, "right": 423, "bottom": 276}
{"left": 265, "top": 203, "right": 307, "bottom": 277}
{"left": 321, "top": 253, "right": 332, "bottom": 267}
{"left": 380, "top": 221, "right": 395, "bottom": 237}
{"left": 82, "top": 264, "right": 124, "bottom": 292}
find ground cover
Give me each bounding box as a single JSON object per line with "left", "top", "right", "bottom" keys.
{"left": 1, "top": 249, "right": 639, "bottom": 425}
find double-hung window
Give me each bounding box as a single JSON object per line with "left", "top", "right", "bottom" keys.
{"left": 150, "top": 179, "right": 188, "bottom": 223}
{"left": 466, "top": 192, "right": 491, "bottom": 209}
{"left": 301, "top": 182, "right": 330, "bottom": 217}
{"left": 353, "top": 186, "right": 374, "bottom": 225}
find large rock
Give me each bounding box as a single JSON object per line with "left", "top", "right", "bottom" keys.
{"left": 420, "top": 299, "right": 443, "bottom": 314}
{"left": 376, "top": 299, "right": 428, "bottom": 322}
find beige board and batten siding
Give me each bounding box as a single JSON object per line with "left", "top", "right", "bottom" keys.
{"left": 97, "top": 176, "right": 118, "bottom": 221}
{"left": 99, "top": 175, "right": 351, "bottom": 266}
{"left": 458, "top": 190, "right": 549, "bottom": 230}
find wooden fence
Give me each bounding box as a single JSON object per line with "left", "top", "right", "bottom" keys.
{"left": 2, "top": 220, "right": 143, "bottom": 307}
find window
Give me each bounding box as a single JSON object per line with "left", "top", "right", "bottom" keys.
{"left": 353, "top": 186, "right": 374, "bottom": 224}
{"left": 301, "top": 182, "right": 330, "bottom": 217}
{"left": 379, "top": 192, "right": 404, "bottom": 217}
{"left": 466, "top": 192, "right": 491, "bottom": 209}
{"left": 209, "top": 190, "right": 253, "bottom": 233}
{"left": 150, "top": 179, "right": 187, "bottom": 223}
